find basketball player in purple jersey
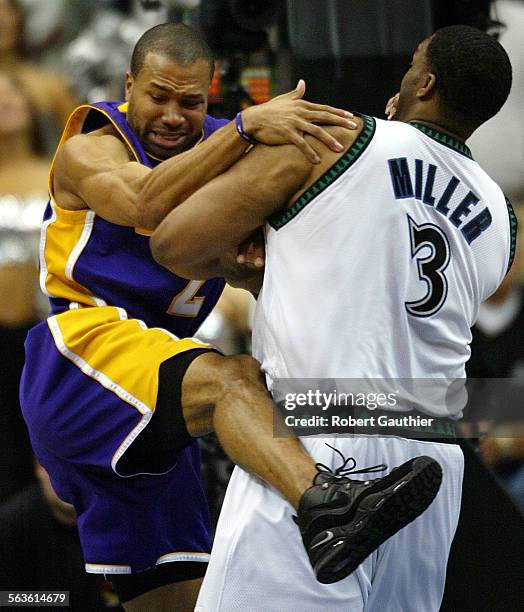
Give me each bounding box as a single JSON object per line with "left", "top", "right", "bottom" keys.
{"left": 19, "top": 22, "right": 368, "bottom": 610}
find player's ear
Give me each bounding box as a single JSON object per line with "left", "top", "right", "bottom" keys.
{"left": 124, "top": 72, "right": 134, "bottom": 102}
{"left": 417, "top": 72, "right": 436, "bottom": 99}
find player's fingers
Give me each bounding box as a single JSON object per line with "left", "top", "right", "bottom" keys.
{"left": 290, "top": 79, "right": 306, "bottom": 100}
{"left": 250, "top": 243, "right": 265, "bottom": 262}
{"left": 385, "top": 94, "right": 395, "bottom": 112}
{"left": 302, "top": 109, "right": 358, "bottom": 129}
{"left": 242, "top": 254, "right": 265, "bottom": 266}
{"left": 299, "top": 121, "right": 345, "bottom": 153}
{"left": 288, "top": 130, "right": 321, "bottom": 163}
{"left": 303, "top": 101, "right": 353, "bottom": 119}
{"left": 269, "top": 80, "right": 305, "bottom": 104}
{"left": 385, "top": 92, "right": 400, "bottom": 119}
{"left": 237, "top": 238, "right": 265, "bottom": 263}
{"left": 386, "top": 92, "right": 399, "bottom": 106}
{"left": 236, "top": 253, "right": 265, "bottom": 269}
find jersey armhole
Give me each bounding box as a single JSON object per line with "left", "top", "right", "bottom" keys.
{"left": 268, "top": 114, "right": 376, "bottom": 230}
{"left": 504, "top": 195, "right": 518, "bottom": 275}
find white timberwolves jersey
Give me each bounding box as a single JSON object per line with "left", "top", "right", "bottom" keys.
{"left": 253, "top": 116, "right": 517, "bottom": 417}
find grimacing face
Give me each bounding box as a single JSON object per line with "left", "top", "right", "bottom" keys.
{"left": 125, "top": 52, "right": 211, "bottom": 160}
{"left": 394, "top": 37, "right": 433, "bottom": 122}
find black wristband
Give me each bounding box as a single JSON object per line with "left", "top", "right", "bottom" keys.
{"left": 235, "top": 112, "right": 259, "bottom": 146}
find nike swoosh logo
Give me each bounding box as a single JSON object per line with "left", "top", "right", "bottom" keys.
{"left": 311, "top": 530, "right": 335, "bottom": 549}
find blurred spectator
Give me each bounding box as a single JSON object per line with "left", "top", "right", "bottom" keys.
{"left": 441, "top": 438, "right": 524, "bottom": 611}
{"left": 0, "top": 71, "right": 49, "bottom": 503}
{"left": 479, "top": 436, "right": 524, "bottom": 510}
{"left": 63, "top": 0, "right": 170, "bottom": 102}
{"left": 0, "top": 461, "right": 122, "bottom": 610}
{"left": 17, "top": 0, "right": 68, "bottom": 57}
{"left": 0, "top": 0, "right": 76, "bottom": 152}
{"left": 62, "top": 1, "right": 204, "bottom": 103}
{"left": 466, "top": 211, "right": 524, "bottom": 511}
{"left": 469, "top": 0, "right": 524, "bottom": 201}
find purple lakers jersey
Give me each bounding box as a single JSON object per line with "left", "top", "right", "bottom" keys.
{"left": 40, "top": 101, "right": 228, "bottom": 336}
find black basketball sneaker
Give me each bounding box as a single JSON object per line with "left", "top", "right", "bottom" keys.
{"left": 296, "top": 445, "right": 443, "bottom": 584}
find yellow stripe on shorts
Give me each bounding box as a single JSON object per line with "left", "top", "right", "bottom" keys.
{"left": 48, "top": 306, "right": 211, "bottom": 412}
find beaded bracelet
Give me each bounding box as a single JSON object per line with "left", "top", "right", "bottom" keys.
{"left": 235, "top": 112, "right": 259, "bottom": 146}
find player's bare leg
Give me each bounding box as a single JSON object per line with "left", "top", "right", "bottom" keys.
{"left": 182, "top": 352, "right": 316, "bottom": 509}
{"left": 122, "top": 577, "right": 202, "bottom": 612}
{"left": 182, "top": 352, "right": 442, "bottom": 583}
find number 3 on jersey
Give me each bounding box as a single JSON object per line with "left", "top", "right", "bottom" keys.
{"left": 405, "top": 215, "right": 451, "bottom": 317}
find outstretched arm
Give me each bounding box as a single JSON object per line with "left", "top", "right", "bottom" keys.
{"left": 53, "top": 81, "right": 356, "bottom": 229}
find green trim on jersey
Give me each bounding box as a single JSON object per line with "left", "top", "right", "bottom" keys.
{"left": 268, "top": 114, "right": 376, "bottom": 230}
{"left": 505, "top": 195, "right": 518, "bottom": 273}
{"left": 409, "top": 122, "right": 474, "bottom": 160}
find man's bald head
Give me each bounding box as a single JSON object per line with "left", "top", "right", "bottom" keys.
{"left": 131, "top": 22, "right": 214, "bottom": 81}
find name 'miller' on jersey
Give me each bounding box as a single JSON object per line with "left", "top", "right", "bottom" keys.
{"left": 388, "top": 156, "right": 491, "bottom": 245}
{"left": 254, "top": 116, "right": 517, "bottom": 417}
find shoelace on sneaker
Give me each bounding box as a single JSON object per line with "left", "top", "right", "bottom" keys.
{"left": 294, "top": 445, "right": 389, "bottom": 526}
{"left": 315, "top": 443, "right": 387, "bottom": 481}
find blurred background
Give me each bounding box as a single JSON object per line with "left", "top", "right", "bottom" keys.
{"left": 0, "top": 1, "right": 522, "bottom": 609}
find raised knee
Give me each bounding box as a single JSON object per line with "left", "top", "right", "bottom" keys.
{"left": 220, "top": 354, "right": 263, "bottom": 386}
{"left": 189, "top": 353, "right": 266, "bottom": 407}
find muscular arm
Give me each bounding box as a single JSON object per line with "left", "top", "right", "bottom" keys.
{"left": 150, "top": 120, "right": 363, "bottom": 281}
{"left": 150, "top": 142, "right": 312, "bottom": 278}
{"left": 53, "top": 121, "right": 250, "bottom": 228}
{"left": 53, "top": 82, "right": 355, "bottom": 229}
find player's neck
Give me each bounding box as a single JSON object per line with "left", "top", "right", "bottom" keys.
{"left": 401, "top": 111, "right": 469, "bottom": 143}
{"left": 410, "top": 119, "right": 466, "bottom": 142}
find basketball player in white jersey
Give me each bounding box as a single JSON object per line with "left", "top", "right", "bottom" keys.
{"left": 151, "top": 26, "right": 515, "bottom": 611}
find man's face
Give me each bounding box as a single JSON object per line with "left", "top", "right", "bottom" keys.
{"left": 125, "top": 52, "right": 210, "bottom": 160}
{"left": 394, "top": 38, "right": 432, "bottom": 121}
